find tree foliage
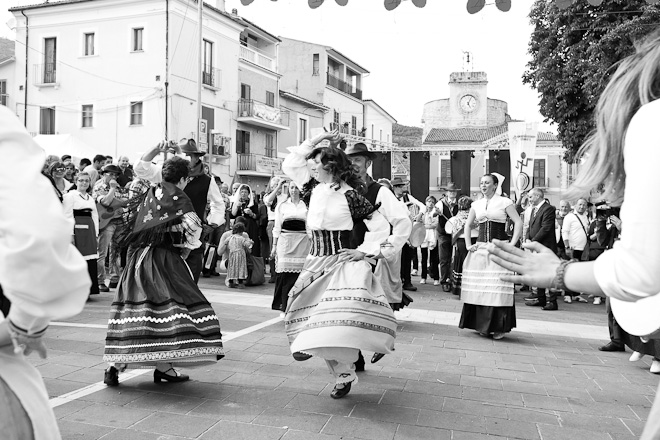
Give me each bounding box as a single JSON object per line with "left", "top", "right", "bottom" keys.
{"left": 392, "top": 123, "right": 422, "bottom": 150}
{"left": 523, "top": 0, "right": 660, "bottom": 161}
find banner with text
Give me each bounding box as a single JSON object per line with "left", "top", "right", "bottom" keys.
{"left": 507, "top": 121, "right": 538, "bottom": 201}
{"left": 256, "top": 155, "right": 283, "bottom": 174}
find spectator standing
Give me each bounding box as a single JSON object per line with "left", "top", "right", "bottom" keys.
{"left": 231, "top": 184, "right": 261, "bottom": 256}
{"left": 115, "top": 155, "right": 134, "bottom": 187}
{"left": 420, "top": 196, "right": 440, "bottom": 286}
{"left": 84, "top": 154, "right": 107, "bottom": 187}
{"left": 435, "top": 183, "right": 460, "bottom": 291}
{"left": 79, "top": 157, "right": 92, "bottom": 172}
{"left": 47, "top": 161, "right": 73, "bottom": 202}
{"left": 392, "top": 177, "right": 423, "bottom": 292}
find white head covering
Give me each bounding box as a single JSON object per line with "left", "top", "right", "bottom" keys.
{"left": 491, "top": 172, "right": 505, "bottom": 196}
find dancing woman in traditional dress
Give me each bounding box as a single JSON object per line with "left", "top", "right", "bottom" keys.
{"left": 103, "top": 157, "right": 224, "bottom": 386}
{"left": 458, "top": 174, "right": 522, "bottom": 340}
{"left": 282, "top": 130, "right": 397, "bottom": 399}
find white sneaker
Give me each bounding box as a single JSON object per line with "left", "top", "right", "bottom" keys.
{"left": 630, "top": 351, "right": 645, "bottom": 362}
{"left": 593, "top": 297, "right": 602, "bottom": 305}
{"left": 433, "top": 280, "right": 440, "bottom": 286}
{"left": 411, "top": 269, "right": 418, "bottom": 276}
{"left": 575, "top": 295, "right": 588, "bottom": 303}
{"left": 651, "top": 360, "right": 660, "bottom": 374}
{"left": 420, "top": 279, "right": 426, "bottom": 284}
{"left": 564, "top": 296, "right": 572, "bottom": 304}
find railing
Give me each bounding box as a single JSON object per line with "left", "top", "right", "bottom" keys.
{"left": 239, "top": 45, "right": 275, "bottom": 72}
{"left": 335, "top": 133, "right": 398, "bottom": 153}
{"left": 237, "top": 153, "right": 283, "bottom": 173}
{"left": 34, "top": 63, "right": 58, "bottom": 85}
{"left": 326, "top": 71, "right": 362, "bottom": 100}
{"left": 238, "top": 99, "right": 290, "bottom": 126}
{"left": 202, "top": 66, "right": 222, "bottom": 89}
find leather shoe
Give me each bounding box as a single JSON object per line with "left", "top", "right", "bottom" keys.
{"left": 542, "top": 302, "right": 558, "bottom": 311}
{"left": 598, "top": 342, "right": 625, "bottom": 352}
{"left": 104, "top": 366, "right": 119, "bottom": 386}
{"left": 402, "top": 283, "right": 417, "bottom": 292}
{"left": 524, "top": 295, "right": 540, "bottom": 301}
{"left": 371, "top": 353, "right": 385, "bottom": 364}
{"left": 154, "top": 368, "right": 189, "bottom": 383}
{"left": 98, "top": 284, "right": 110, "bottom": 293}
{"left": 109, "top": 281, "right": 118, "bottom": 289}
{"left": 526, "top": 300, "right": 544, "bottom": 307}
{"left": 330, "top": 382, "right": 352, "bottom": 399}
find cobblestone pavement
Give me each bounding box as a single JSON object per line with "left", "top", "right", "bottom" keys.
{"left": 34, "top": 274, "right": 657, "bottom": 440}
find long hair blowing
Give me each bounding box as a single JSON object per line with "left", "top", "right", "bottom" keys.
{"left": 307, "top": 146, "right": 365, "bottom": 194}
{"left": 567, "top": 30, "right": 660, "bottom": 206}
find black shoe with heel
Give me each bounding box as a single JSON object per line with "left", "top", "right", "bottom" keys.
{"left": 371, "top": 353, "right": 385, "bottom": 364}
{"left": 154, "top": 368, "right": 190, "bottom": 383}
{"left": 330, "top": 381, "right": 352, "bottom": 399}
{"left": 104, "top": 366, "right": 119, "bottom": 387}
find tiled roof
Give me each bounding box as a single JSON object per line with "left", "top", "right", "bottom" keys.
{"left": 0, "top": 38, "right": 15, "bottom": 63}
{"left": 424, "top": 124, "right": 557, "bottom": 144}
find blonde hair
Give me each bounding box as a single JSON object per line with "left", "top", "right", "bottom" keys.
{"left": 567, "top": 30, "right": 660, "bottom": 206}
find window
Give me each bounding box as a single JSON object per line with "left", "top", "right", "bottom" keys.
{"left": 533, "top": 158, "right": 546, "bottom": 187}
{"left": 82, "top": 104, "right": 93, "bottom": 127}
{"left": 333, "top": 110, "right": 340, "bottom": 125}
{"left": 130, "top": 101, "right": 143, "bottom": 125}
{"left": 266, "top": 91, "right": 275, "bottom": 107}
{"left": 83, "top": 33, "right": 95, "bottom": 56}
{"left": 298, "top": 118, "right": 308, "bottom": 144}
{"left": 240, "top": 83, "right": 251, "bottom": 100}
{"left": 312, "top": 53, "right": 319, "bottom": 76}
{"left": 351, "top": 115, "right": 357, "bottom": 135}
{"left": 39, "top": 107, "right": 55, "bottom": 134}
{"left": 236, "top": 130, "right": 250, "bottom": 154}
{"left": 440, "top": 159, "right": 451, "bottom": 187}
{"left": 265, "top": 133, "right": 275, "bottom": 158}
{"left": 0, "top": 80, "right": 7, "bottom": 106}
{"left": 44, "top": 37, "right": 56, "bottom": 84}
{"left": 132, "top": 28, "right": 143, "bottom": 52}
{"left": 567, "top": 161, "right": 579, "bottom": 184}
{"left": 202, "top": 39, "right": 213, "bottom": 86}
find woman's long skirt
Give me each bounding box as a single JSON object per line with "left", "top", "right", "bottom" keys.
{"left": 450, "top": 238, "right": 468, "bottom": 296}
{"left": 103, "top": 246, "right": 224, "bottom": 368}
{"left": 458, "top": 247, "right": 516, "bottom": 334}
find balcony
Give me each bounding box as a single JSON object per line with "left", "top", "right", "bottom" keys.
{"left": 326, "top": 72, "right": 362, "bottom": 100}
{"left": 239, "top": 45, "right": 276, "bottom": 72}
{"left": 334, "top": 133, "right": 398, "bottom": 153}
{"left": 237, "top": 99, "right": 290, "bottom": 131}
{"left": 202, "top": 66, "right": 222, "bottom": 90}
{"left": 33, "top": 63, "right": 59, "bottom": 88}
{"left": 237, "top": 153, "right": 284, "bottom": 176}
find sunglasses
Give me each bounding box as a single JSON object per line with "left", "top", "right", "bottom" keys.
{"left": 54, "top": 167, "right": 66, "bottom": 172}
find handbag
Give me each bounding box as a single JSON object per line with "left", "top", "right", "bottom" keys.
{"left": 246, "top": 255, "right": 265, "bottom": 286}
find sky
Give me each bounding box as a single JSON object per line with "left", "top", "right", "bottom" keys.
{"left": 1, "top": 0, "right": 552, "bottom": 131}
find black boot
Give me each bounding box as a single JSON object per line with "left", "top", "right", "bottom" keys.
{"left": 354, "top": 350, "right": 365, "bottom": 372}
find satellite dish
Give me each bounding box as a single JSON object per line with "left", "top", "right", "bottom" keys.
{"left": 336, "top": 0, "right": 348, "bottom": 5}
{"left": 5, "top": 18, "right": 16, "bottom": 30}
{"left": 496, "top": 0, "right": 511, "bottom": 12}
{"left": 411, "top": 0, "right": 426, "bottom": 7}
{"left": 309, "top": 0, "right": 324, "bottom": 8}
{"left": 466, "top": 0, "right": 485, "bottom": 14}
{"left": 240, "top": 0, "right": 254, "bottom": 5}
{"left": 555, "top": 0, "right": 575, "bottom": 9}
{"left": 384, "top": 0, "right": 401, "bottom": 11}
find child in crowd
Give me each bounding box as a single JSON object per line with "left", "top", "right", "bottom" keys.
{"left": 226, "top": 223, "right": 253, "bottom": 288}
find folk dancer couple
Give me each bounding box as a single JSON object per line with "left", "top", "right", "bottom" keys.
{"left": 282, "top": 130, "right": 411, "bottom": 398}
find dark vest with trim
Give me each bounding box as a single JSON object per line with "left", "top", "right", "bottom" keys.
{"left": 349, "top": 177, "right": 382, "bottom": 248}
{"left": 184, "top": 174, "right": 211, "bottom": 221}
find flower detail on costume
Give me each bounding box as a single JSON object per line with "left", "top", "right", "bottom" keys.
{"left": 157, "top": 205, "right": 161, "bottom": 210}
{"left": 143, "top": 210, "right": 153, "bottom": 223}
{"left": 155, "top": 188, "right": 164, "bottom": 200}
{"left": 173, "top": 196, "right": 178, "bottom": 200}
{"left": 176, "top": 209, "right": 183, "bottom": 216}
{"left": 159, "top": 213, "right": 169, "bottom": 221}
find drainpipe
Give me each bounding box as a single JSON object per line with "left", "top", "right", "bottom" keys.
{"left": 21, "top": 10, "right": 28, "bottom": 127}
{"left": 165, "top": 0, "right": 169, "bottom": 140}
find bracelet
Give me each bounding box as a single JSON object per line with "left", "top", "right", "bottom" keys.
{"left": 552, "top": 259, "right": 577, "bottom": 291}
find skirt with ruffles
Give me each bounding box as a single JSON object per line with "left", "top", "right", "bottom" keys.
{"left": 284, "top": 254, "right": 396, "bottom": 359}
{"left": 103, "top": 245, "right": 224, "bottom": 368}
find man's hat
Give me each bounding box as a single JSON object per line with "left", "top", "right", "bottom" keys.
{"left": 441, "top": 182, "right": 461, "bottom": 191}
{"left": 101, "top": 164, "right": 122, "bottom": 175}
{"left": 179, "top": 138, "right": 206, "bottom": 156}
{"left": 344, "top": 142, "right": 375, "bottom": 159}
{"left": 391, "top": 176, "right": 408, "bottom": 186}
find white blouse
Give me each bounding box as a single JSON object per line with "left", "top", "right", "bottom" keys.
{"left": 594, "top": 100, "right": 660, "bottom": 302}
{"left": 273, "top": 198, "right": 308, "bottom": 238}
{"left": 472, "top": 194, "right": 513, "bottom": 224}
{"left": 62, "top": 190, "right": 100, "bottom": 236}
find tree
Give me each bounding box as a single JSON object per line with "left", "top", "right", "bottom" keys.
{"left": 523, "top": 0, "right": 660, "bottom": 161}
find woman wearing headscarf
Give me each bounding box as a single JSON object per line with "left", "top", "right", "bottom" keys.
{"left": 231, "top": 184, "right": 261, "bottom": 256}
{"left": 103, "top": 157, "right": 223, "bottom": 386}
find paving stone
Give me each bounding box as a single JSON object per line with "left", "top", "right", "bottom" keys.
{"left": 319, "top": 383, "right": 385, "bottom": 404}
{"left": 568, "top": 398, "right": 640, "bottom": 419}
{"left": 629, "top": 404, "right": 651, "bottom": 421}
{"left": 537, "top": 424, "right": 613, "bottom": 440}
{"left": 57, "top": 419, "right": 114, "bottom": 440}
{"left": 78, "top": 387, "right": 148, "bottom": 406}
{"left": 393, "top": 424, "right": 451, "bottom": 440}
{"left": 417, "top": 409, "right": 486, "bottom": 433}
{"left": 377, "top": 366, "right": 421, "bottom": 381}
{"left": 98, "top": 428, "right": 186, "bottom": 439}
{"left": 221, "top": 372, "right": 285, "bottom": 390}
{"left": 322, "top": 415, "right": 398, "bottom": 440}
{"left": 252, "top": 407, "right": 331, "bottom": 432}
{"left": 493, "top": 361, "right": 536, "bottom": 373}
{"left": 450, "top": 431, "right": 507, "bottom": 440}
{"left": 381, "top": 390, "right": 444, "bottom": 411}
{"left": 559, "top": 412, "right": 634, "bottom": 435}
{"left": 131, "top": 412, "right": 217, "bottom": 437}
{"left": 522, "top": 393, "right": 569, "bottom": 411}
{"left": 245, "top": 343, "right": 292, "bottom": 356}
{"left": 514, "top": 371, "right": 559, "bottom": 385}
{"left": 54, "top": 399, "right": 95, "bottom": 419}
{"left": 501, "top": 379, "right": 547, "bottom": 395}
{"left": 397, "top": 358, "right": 438, "bottom": 372}
{"left": 589, "top": 389, "right": 655, "bottom": 406}
{"left": 200, "top": 420, "right": 287, "bottom": 440}
{"left": 484, "top": 417, "right": 540, "bottom": 439}
{"left": 256, "top": 364, "right": 313, "bottom": 380}
{"left": 44, "top": 377, "right": 91, "bottom": 398}
{"left": 544, "top": 384, "right": 594, "bottom": 400}
{"left": 506, "top": 407, "right": 560, "bottom": 425}
{"left": 183, "top": 367, "right": 235, "bottom": 384}
{"left": 417, "top": 370, "right": 462, "bottom": 386}
{"left": 354, "top": 374, "right": 408, "bottom": 391}
{"left": 286, "top": 393, "right": 356, "bottom": 416}
{"left": 622, "top": 418, "right": 646, "bottom": 437}
{"left": 253, "top": 353, "right": 296, "bottom": 366}
{"left": 442, "top": 397, "right": 508, "bottom": 418}
{"left": 474, "top": 367, "right": 518, "bottom": 380}
{"left": 433, "top": 363, "right": 476, "bottom": 376}
{"left": 402, "top": 380, "right": 462, "bottom": 398}
{"left": 62, "top": 403, "right": 153, "bottom": 428}
{"left": 350, "top": 402, "right": 420, "bottom": 425}
{"left": 213, "top": 359, "right": 263, "bottom": 374}
{"left": 188, "top": 400, "right": 265, "bottom": 422}
{"left": 126, "top": 392, "right": 205, "bottom": 414}
{"left": 49, "top": 352, "right": 107, "bottom": 368}
{"left": 459, "top": 375, "right": 503, "bottom": 390}
{"left": 224, "top": 387, "right": 296, "bottom": 408}
{"left": 280, "top": 430, "right": 350, "bottom": 440}
{"left": 462, "top": 387, "right": 524, "bottom": 406}
{"left": 275, "top": 377, "right": 330, "bottom": 395}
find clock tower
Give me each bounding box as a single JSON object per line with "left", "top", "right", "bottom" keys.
{"left": 448, "top": 71, "right": 488, "bottom": 127}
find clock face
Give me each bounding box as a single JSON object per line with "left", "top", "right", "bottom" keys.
{"left": 459, "top": 94, "right": 477, "bottom": 113}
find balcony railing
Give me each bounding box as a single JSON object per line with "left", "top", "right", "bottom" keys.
{"left": 326, "top": 72, "right": 362, "bottom": 100}
{"left": 238, "top": 99, "right": 290, "bottom": 126}
{"left": 326, "top": 133, "right": 397, "bottom": 153}
{"left": 202, "top": 66, "right": 222, "bottom": 89}
{"left": 34, "top": 63, "right": 58, "bottom": 85}
{"left": 239, "top": 45, "right": 275, "bottom": 72}
{"left": 237, "top": 153, "right": 283, "bottom": 174}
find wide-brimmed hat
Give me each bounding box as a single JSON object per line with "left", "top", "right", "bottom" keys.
{"left": 441, "top": 182, "right": 461, "bottom": 191}
{"left": 100, "top": 164, "right": 122, "bottom": 175}
{"left": 391, "top": 176, "right": 408, "bottom": 187}
{"left": 179, "top": 138, "right": 206, "bottom": 156}
{"left": 344, "top": 142, "right": 375, "bottom": 159}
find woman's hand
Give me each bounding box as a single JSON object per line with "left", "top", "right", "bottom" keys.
{"left": 337, "top": 249, "right": 366, "bottom": 262}
{"left": 610, "top": 215, "right": 622, "bottom": 231}
{"left": 271, "top": 246, "right": 277, "bottom": 258}
{"left": 487, "top": 239, "right": 560, "bottom": 288}
{"left": 311, "top": 129, "right": 339, "bottom": 145}
{"left": 468, "top": 243, "right": 480, "bottom": 252}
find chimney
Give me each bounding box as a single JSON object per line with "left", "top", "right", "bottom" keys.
{"left": 232, "top": 8, "right": 238, "bottom": 15}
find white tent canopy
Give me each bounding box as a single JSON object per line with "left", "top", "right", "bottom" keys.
{"left": 33, "top": 134, "right": 98, "bottom": 164}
